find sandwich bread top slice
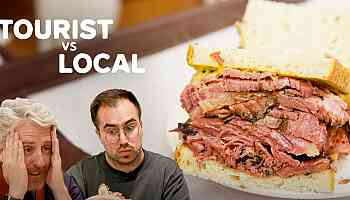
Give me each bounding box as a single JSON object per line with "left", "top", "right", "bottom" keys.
{"left": 237, "top": 0, "right": 350, "bottom": 69}
{"left": 187, "top": 45, "right": 350, "bottom": 104}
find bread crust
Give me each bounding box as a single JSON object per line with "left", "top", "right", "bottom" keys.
{"left": 176, "top": 144, "right": 335, "bottom": 193}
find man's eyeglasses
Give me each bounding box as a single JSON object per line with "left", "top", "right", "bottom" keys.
{"left": 103, "top": 121, "right": 140, "bottom": 142}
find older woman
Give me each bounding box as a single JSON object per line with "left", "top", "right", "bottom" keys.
{"left": 0, "top": 98, "right": 82, "bottom": 200}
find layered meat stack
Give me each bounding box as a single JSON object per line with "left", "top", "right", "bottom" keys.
{"left": 172, "top": 45, "right": 350, "bottom": 192}
{"left": 179, "top": 68, "right": 349, "bottom": 177}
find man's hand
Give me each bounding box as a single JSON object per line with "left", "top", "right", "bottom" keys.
{"left": 86, "top": 192, "right": 130, "bottom": 200}
{"left": 46, "top": 129, "right": 71, "bottom": 200}
{"left": 112, "top": 192, "right": 130, "bottom": 200}
{"left": 92, "top": 183, "right": 130, "bottom": 200}
{"left": 2, "top": 129, "right": 28, "bottom": 199}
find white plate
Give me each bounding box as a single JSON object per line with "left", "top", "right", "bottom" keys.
{"left": 166, "top": 104, "right": 350, "bottom": 199}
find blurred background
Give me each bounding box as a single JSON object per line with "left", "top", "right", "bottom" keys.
{"left": 0, "top": 1, "right": 254, "bottom": 199}
{"left": 6, "top": 1, "right": 350, "bottom": 200}
{"left": 0, "top": 0, "right": 253, "bottom": 162}
{"left": 0, "top": 0, "right": 220, "bottom": 60}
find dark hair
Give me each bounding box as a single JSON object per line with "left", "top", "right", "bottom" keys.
{"left": 90, "top": 89, "right": 141, "bottom": 129}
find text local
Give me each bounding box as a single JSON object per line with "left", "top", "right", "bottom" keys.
{"left": 59, "top": 53, "right": 145, "bottom": 74}
{"left": 0, "top": 19, "right": 114, "bottom": 40}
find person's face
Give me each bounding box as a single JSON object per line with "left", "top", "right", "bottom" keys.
{"left": 15, "top": 119, "right": 52, "bottom": 191}
{"left": 97, "top": 99, "right": 143, "bottom": 165}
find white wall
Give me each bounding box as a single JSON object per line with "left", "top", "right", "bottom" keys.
{"left": 0, "top": 31, "right": 9, "bottom": 66}
{"left": 28, "top": 27, "right": 240, "bottom": 156}
{"left": 34, "top": 0, "right": 121, "bottom": 51}
{"left": 28, "top": 26, "right": 244, "bottom": 200}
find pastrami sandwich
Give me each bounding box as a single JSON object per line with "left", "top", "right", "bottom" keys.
{"left": 171, "top": 45, "right": 350, "bottom": 193}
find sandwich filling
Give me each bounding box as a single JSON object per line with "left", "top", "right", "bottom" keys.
{"left": 173, "top": 68, "right": 350, "bottom": 177}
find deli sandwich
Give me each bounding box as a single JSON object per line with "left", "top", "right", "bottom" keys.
{"left": 172, "top": 45, "right": 350, "bottom": 192}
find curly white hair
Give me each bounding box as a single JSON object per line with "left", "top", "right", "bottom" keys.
{"left": 0, "top": 98, "right": 57, "bottom": 144}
